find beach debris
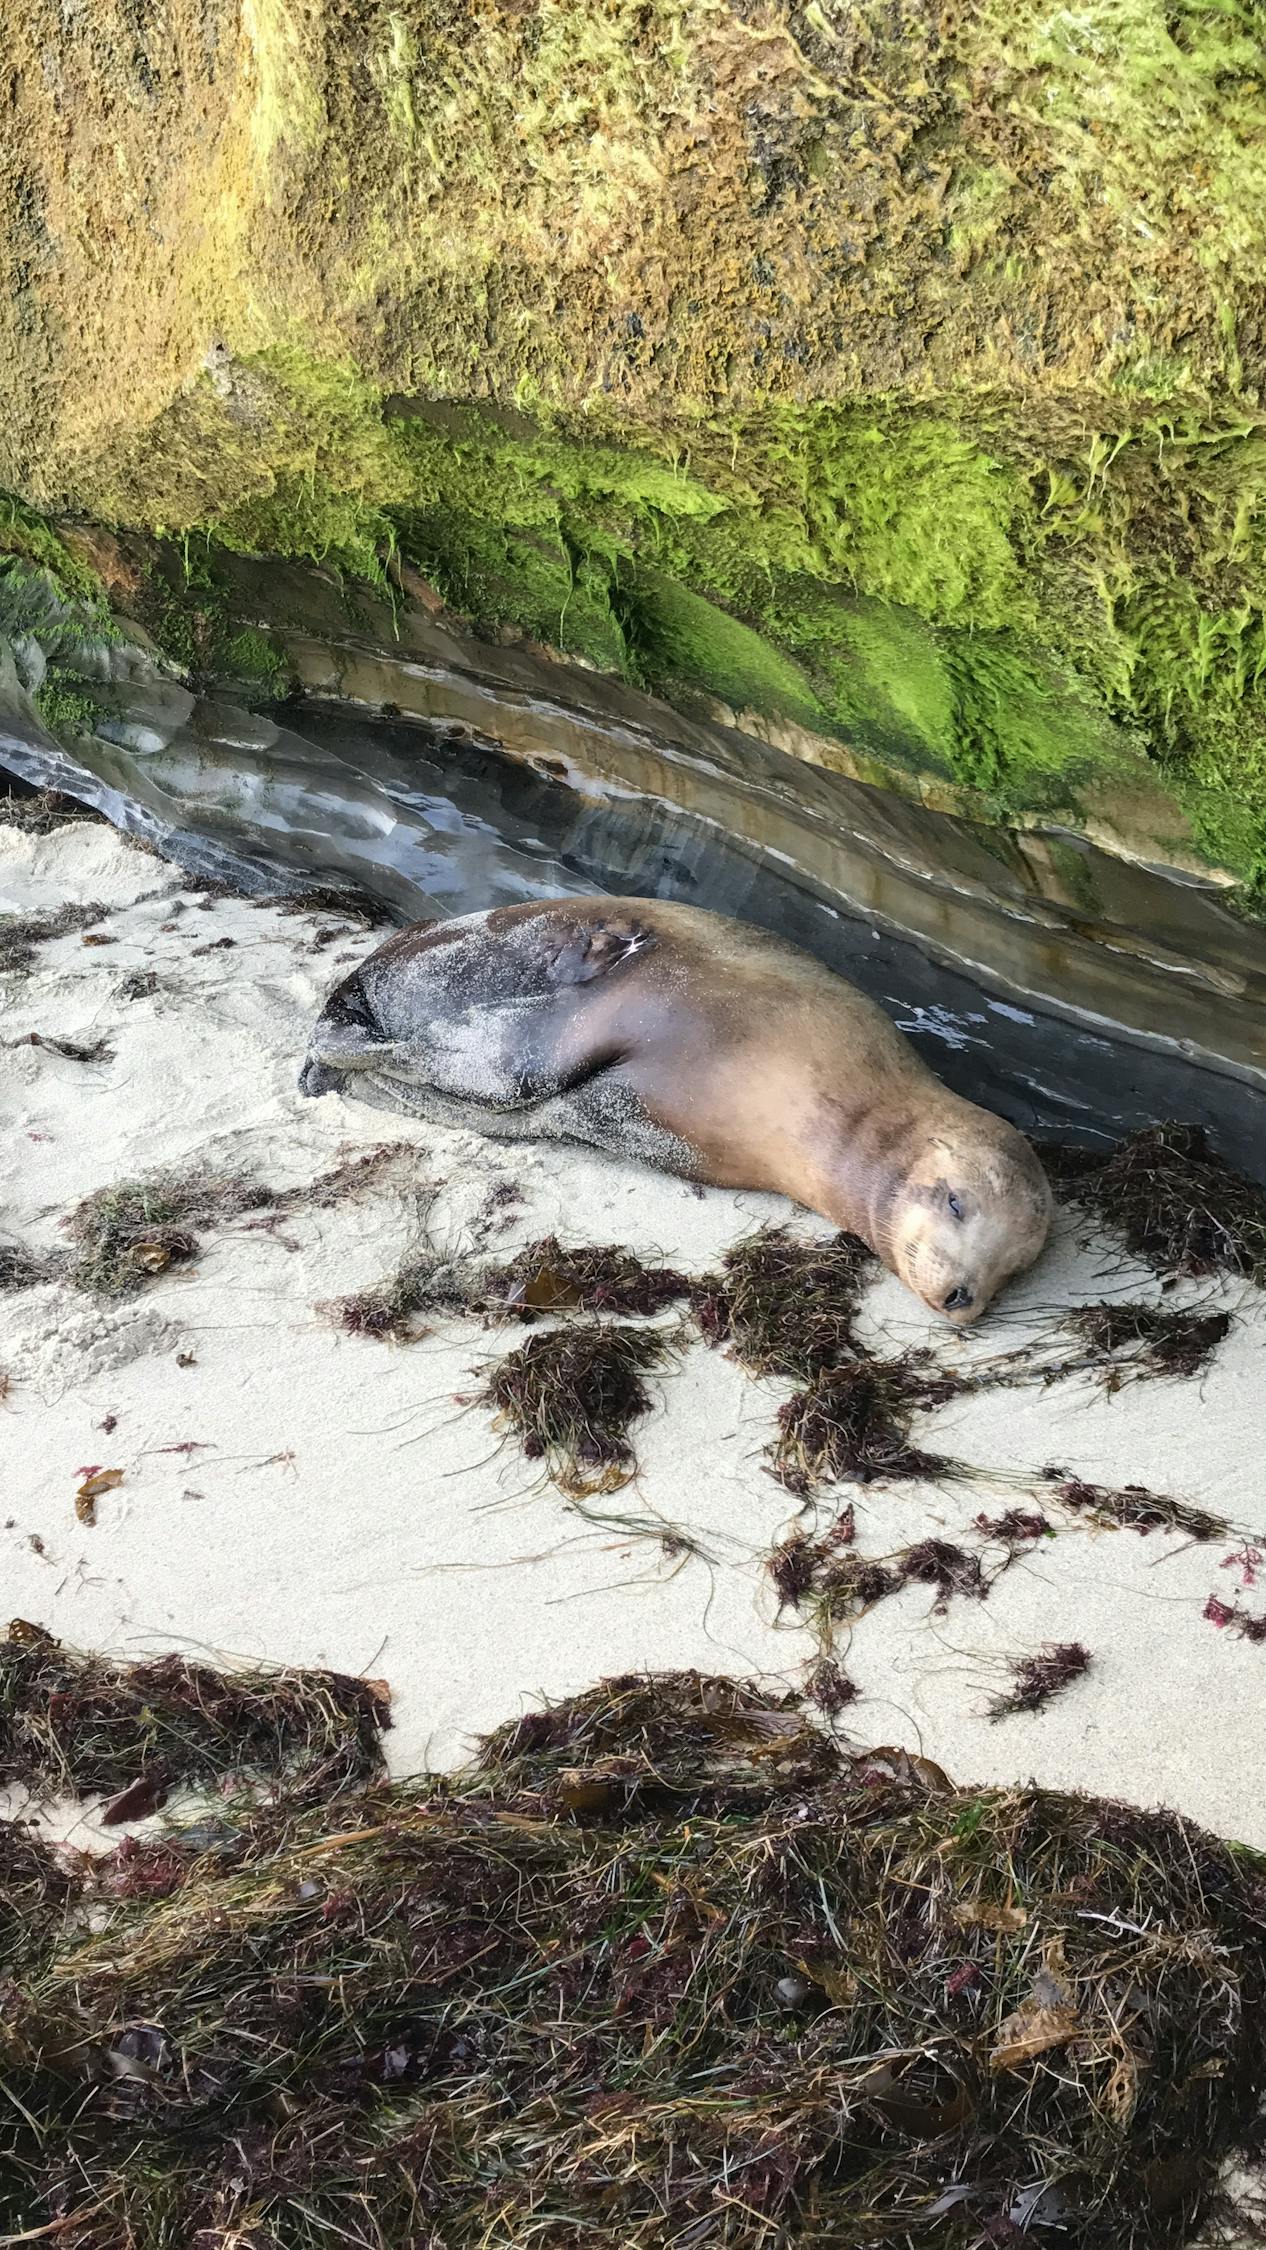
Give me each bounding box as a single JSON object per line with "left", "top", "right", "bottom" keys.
{"left": 15, "top": 1028, "right": 115, "bottom": 1062}
{"left": 0, "top": 1628, "right": 390, "bottom": 1801}
{"left": 482, "top": 1318, "right": 679, "bottom": 1497}
{"left": 1204, "top": 1595, "right": 1266, "bottom": 1644}
{"left": 989, "top": 1641, "right": 1093, "bottom": 1718}
{"left": 73, "top": 1465, "right": 123, "bottom": 1525}
{"left": 0, "top": 1667, "right": 1261, "bottom": 2249}
{"left": 976, "top": 1508, "right": 1053, "bottom": 1545}
{"left": 118, "top": 966, "right": 161, "bottom": 999}
{"left": 0, "top": 1237, "right": 48, "bottom": 1291}
{"left": 771, "top": 1524, "right": 991, "bottom": 1634}
{"left": 65, "top": 1172, "right": 264, "bottom": 1293}
{"left": 693, "top": 1222, "right": 875, "bottom": 1381}
{"left": 1051, "top": 1123, "right": 1266, "bottom": 1281}
{"left": 99, "top": 1773, "right": 171, "bottom": 1826}
{"left": 484, "top": 1234, "right": 693, "bottom": 1318}
{"left": 1042, "top": 1468, "right": 1229, "bottom": 1542}
{"left": 327, "top": 1232, "right": 693, "bottom": 1340}
{"left": 803, "top": 1656, "right": 860, "bottom": 1715}
{"left": 326, "top": 1243, "right": 472, "bottom": 1339}
{"left": 67, "top": 1144, "right": 415, "bottom": 1296}
{"left": 1065, "top": 1300, "right": 1231, "bottom": 1382}
{"left": 0, "top": 900, "right": 109, "bottom": 974}
{"left": 1222, "top": 1543, "right": 1263, "bottom": 1590}
{"left": 769, "top": 1355, "right": 961, "bottom": 1495}
{"left": 0, "top": 786, "right": 102, "bottom": 833}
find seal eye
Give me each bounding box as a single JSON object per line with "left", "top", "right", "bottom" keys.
{"left": 947, "top": 1191, "right": 964, "bottom": 1221}
{"left": 943, "top": 1285, "right": 973, "bottom": 1312}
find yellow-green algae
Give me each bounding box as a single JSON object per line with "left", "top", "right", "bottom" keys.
{"left": 66, "top": 343, "right": 1258, "bottom": 865}
{"left": 3, "top": 0, "right": 1266, "bottom": 882}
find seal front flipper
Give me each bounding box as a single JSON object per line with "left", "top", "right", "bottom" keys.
{"left": 298, "top": 1020, "right": 409, "bottom": 1097}
{"left": 541, "top": 916, "right": 656, "bottom": 987}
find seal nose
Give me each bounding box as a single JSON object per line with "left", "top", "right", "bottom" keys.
{"left": 299, "top": 1055, "right": 342, "bottom": 1099}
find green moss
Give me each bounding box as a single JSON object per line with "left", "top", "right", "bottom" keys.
{"left": 61, "top": 341, "right": 1266, "bottom": 888}
{"left": 222, "top": 627, "right": 290, "bottom": 692}
{"left": 0, "top": 497, "right": 101, "bottom": 602}
{"left": 760, "top": 587, "right": 960, "bottom": 775}
{"left": 33, "top": 667, "right": 101, "bottom": 741}
{"left": 612, "top": 570, "right": 828, "bottom": 729}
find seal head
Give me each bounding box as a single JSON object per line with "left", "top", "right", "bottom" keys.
{"left": 880, "top": 1118, "right": 1053, "bottom": 1326}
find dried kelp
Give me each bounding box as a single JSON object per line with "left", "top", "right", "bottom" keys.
{"left": 0, "top": 1628, "right": 390, "bottom": 1803}
{"left": 990, "top": 1641, "right": 1093, "bottom": 1719}
{"left": 0, "top": 1668, "right": 1262, "bottom": 2250}
{"left": 482, "top": 1319, "right": 679, "bottom": 1497}
{"left": 770, "top": 1355, "right": 962, "bottom": 1496}
{"left": 1052, "top": 1124, "right": 1266, "bottom": 1282}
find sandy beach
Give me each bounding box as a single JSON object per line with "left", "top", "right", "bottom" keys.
{"left": 3, "top": 810, "right": 1264, "bottom": 1848}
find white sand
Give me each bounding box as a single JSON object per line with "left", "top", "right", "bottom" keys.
{"left": 2, "top": 817, "right": 1265, "bottom": 1850}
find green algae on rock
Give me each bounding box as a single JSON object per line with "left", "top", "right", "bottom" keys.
{"left": 3, "top": 1, "right": 1266, "bottom": 887}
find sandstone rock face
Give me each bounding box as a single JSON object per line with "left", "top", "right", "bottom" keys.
{"left": 2, "top": 0, "right": 1265, "bottom": 887}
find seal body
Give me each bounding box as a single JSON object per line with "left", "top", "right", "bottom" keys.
{"left": 300, "top": 897, "right": 1052, "bottom": 1323}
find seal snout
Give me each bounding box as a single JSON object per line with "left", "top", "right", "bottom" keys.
{"left": 298, "top": 1055, "right": 344, "bottom": 1099}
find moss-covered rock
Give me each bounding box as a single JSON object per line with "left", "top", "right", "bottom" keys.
{"left": 2, "top": 0, "right": 1265, "bottom": 886}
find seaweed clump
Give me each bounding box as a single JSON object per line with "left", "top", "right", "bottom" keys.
{"left": 1204, "top": 1597, "right": 1266, "bottom": 1646}
{"left": 770, "top": 1355, "right": 962, "bottom": 1496}
{"left": 0, "top": 785, "right": 104, "bottom": 834}
{"left": 0, "top": 900, "right": 109, "bottom": 974}
{"left": 64, "top": 1170, "right": 276, "bottom": 1293}
{"left": 692, "top": 1232, "right": 959, "bottom": 1498}
{"left": 0, "top": 1626, "right": 390, "bottom": 1803}
{"left": 989, "top": 1642, "right": 1093, "bottom": 1720}
{"left": 67, "top": 1145, "right": 414, "bottom": 1296}
{"left": 0, "top": 1236, "right": 49, "bottom": 1291}
{"left": 485, "top": 1234, "right": 693, "bottom": 1318}
{"left": 1054, "top": 1124, "right": 1266, "bottom": 1281}
{"left": 1066, "top": 1301, "right": 1232, "bottom": 1382}
{"left": 770, "top": 1518, "right": 988, "bottom": 1636}
{"left": 695, "top": 1223, "right": 875, "bottom": 1381}
{"left": 480, "top": 1669, "right": 838, "bottom": 1810}
{"left": 1, "top": 1669, "right": 1263, "bottom": 2249}
{"left": 328, "top": 1250, "right": 462, "bottom": 1340}
{"left": 482, "top": 1318, "right": 679, "bottom": 1496}
{"left": 1043, "top": 1469, "right": 1229, "bottom": 1542}
{"left": 329, "top": 1234, "right": 694, "bottom": 1340}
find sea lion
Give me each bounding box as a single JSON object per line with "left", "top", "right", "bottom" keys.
{"left": 299, "top": 897, "right": 1052, "bottom": 1324}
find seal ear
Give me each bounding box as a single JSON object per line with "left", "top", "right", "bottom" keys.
{"left": 544, "top": 917, "right": 656, "bottom": 987}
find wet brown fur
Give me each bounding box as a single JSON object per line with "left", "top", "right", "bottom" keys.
{"left": 304, "top": 899, "right": 1052, "bottom": 1321}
